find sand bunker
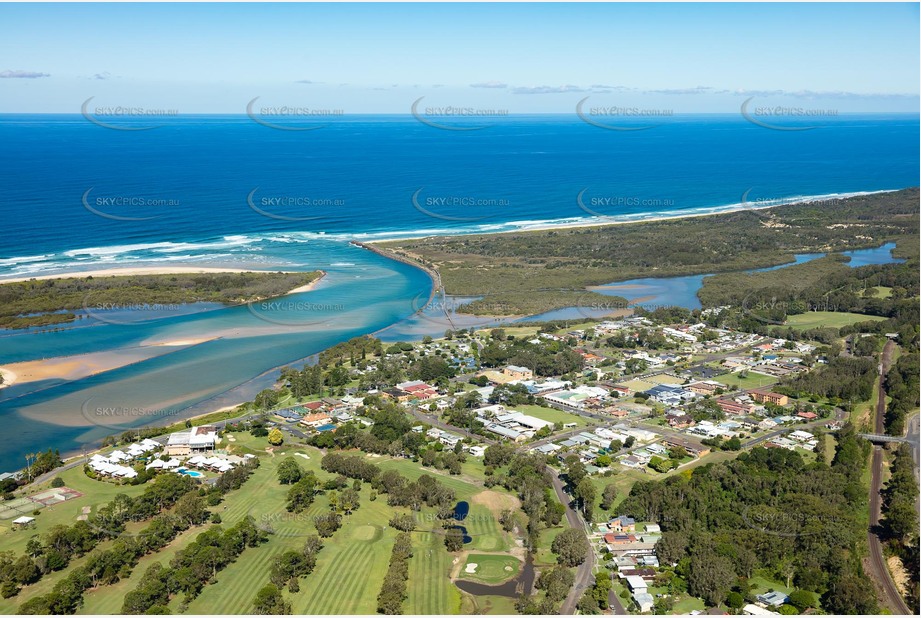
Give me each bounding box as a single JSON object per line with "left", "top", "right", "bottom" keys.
{"left": 465, "top": 563, "right": 478, "bottom": 574}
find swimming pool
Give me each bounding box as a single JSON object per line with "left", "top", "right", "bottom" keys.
{"left": 177, "top": 468, "right": 204, "bottom": 478}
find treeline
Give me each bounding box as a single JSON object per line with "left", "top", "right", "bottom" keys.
{"left": 318, "top": 335, "right": 383, "bottom": 368}
{"left": 883, "top": 352, "right": 920, "bottom": 435}
{"left": 120, "top": 517, "right": 268, "bottom": 613}
{"left": 776, "top": 356, "right": 877, "bottom": 403}
{"left": 619, "top": 425, "right": 876, "bottom": 613}
{"left": 376, "top": 532, "right": 413, "bottom": 614}
{"left": 0, "top": 450, "right": 65, "bottom": 494}
{"left": 881, "top": 444, "right": 920, "bottom": 613}
{"left": 478, "top": 337, "right": 584, "bottom": 377}
{"left": 307, "top": 402, "right": 432, "bottom": 457}
{"left": 249, "top": 535, "right": 326, "bottom": 615}
{"left": 0, "top": 271, "right": 322, "bottom": 329}
{"left": 320, "top": 452, "right": 381, "bottom": 483}
{"left": 482, "top": 448, "right": 564, "bottom": 550}
{"left": 8, "top": 461, "right": 257, "bottom": 612}
{"left": 518, "top": 566, "right": 574, "bottom": 614}
{"left": 373, "top": 470, "right": 456, "bottom": 513}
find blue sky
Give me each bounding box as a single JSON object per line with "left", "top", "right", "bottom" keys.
{"left": 0, "top": 2, "right": 918, "bottom": 113}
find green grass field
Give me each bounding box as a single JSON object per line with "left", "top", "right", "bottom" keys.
{"left": 513, "top": 404, "right": 587, "bottom": 428}
{"left": 784, "top": 311, "right": 886, "bottom": 330}
{"left": 406, "top": 531, "right": 462, "bottom": 615}
{"left": 712, "top": 371, "right": 778, "bottom": 390}
{"left": 459, "top": 554, "right": 520, "bottom": 583}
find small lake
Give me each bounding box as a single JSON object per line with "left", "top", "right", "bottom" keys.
{"left": 454, "top": 554, "right": 536, "bottom": 598}
{"left": 453, "top": 501, "right": 470, "bottom": 521}
{"left": 591, "top": 242, "right": 904, "bottom": 311}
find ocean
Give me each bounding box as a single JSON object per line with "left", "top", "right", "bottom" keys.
{"left": 0, "top": 113, "right": 917, "bottom": 471}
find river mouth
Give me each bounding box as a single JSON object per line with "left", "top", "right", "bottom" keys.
{"left": 454, "top": 554, "right": 536, "bottom": 598}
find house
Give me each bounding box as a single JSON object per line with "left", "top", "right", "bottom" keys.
{"left": 717, "top": 398, "right": 757, "bottom": 416}
{"left": 743, "top": 604, "right": 778, "bottom": 616}
{"left": 532, "top": 443, "right": 561, "bottom": 455}
{"left": 796, "top": 411, "right": 818, "bottom": 421}
{"left": 439, "top": 433, "right": 462, "bottom": 448}
{"left": 750, "top": 390, "right": 789, "bottom": 406}
{"left": 300, "top": 412, "right": 332, "bottom": 428}
{"left": 633, "top": 592, "right": 654, "bottom": 613}
{"left": 619, "top": 567, "right": 657, "bottom": 580}
{"left": 274, "top": 409, "right": 302, "bottom": 422}
{"left": 625, "top": 575, "right": 648, "bottom": 592}
{"left": 466, "top": 445, "right": 487, "bottom": 457}
{"left": 756, "top": 592, "right": 789, "bottom": 607}
{"left": 503, "top": 365, "right": 533, "bottom": 380}
{"left": 609, "top": 515, "right": 636, "bottom": 532}
{"left": 485, "top": 424, "right": 526, "bottom": 443}
{"left": 604, "top": 533, "right": 638, "bottom": 544}
{"left": 688, "top": 380, "right": 721, "bottom": 396}
{"left": 165, "top": 426, "right": 217, "bottom": 456}
{"left": 661, "top": 437, "right": 710, "bottom": 458}
{"left": 666, "top": 413, "right": 694, "bottom": 429}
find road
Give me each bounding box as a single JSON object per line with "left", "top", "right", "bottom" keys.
{"left": 405, "top": 406, "right": 498, "bottom": 446}
{"left": 864, "top": 340, "right": 911, "bottom": 616}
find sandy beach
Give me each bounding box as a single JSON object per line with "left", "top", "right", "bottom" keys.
{"left": 286, "top": 270, "right": 327, "bottom": 294}
{"left": 0, "top": 266, "right": 288, "bottom": 284}
{"left": 367, "top": 190, "right": 897, "bottom": 245}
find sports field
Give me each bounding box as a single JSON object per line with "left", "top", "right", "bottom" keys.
{"left": 784, "top": 311, "right": 886, "bottom": 330}
{"left": 513, "top": 404, "right": 587, "bottom": 428}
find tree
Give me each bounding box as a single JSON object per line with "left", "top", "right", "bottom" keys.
{"left": 389, "top": 514, "right": 416, "bottom": 532}
{"left": 285, "top": 473, "right": 319, "bottom": 513}
{"left": 267, "top": 428, "right": 284, "bottom": 446}
{"left": 551, "top": 529, "right": 589, "bottom": 567}
{"left": 609, "top": 439, "right": 623, "bottom": 452}
{"left": 535, "top": 565, "right": 575, "bottom": 602}
{"left": 624, "top": 436, "right": 636, "bottom": 448}
{"left": 444, "top": 527, "right": 465, "bottom": 552}
{"left": 574, "top": 478, "right": 596, "bottom": 520}
{"left": 725, "top": 591, "right": 745, "bottom": 609}
{"left": 173, "top": 492, "right": 208, "bottom": 529}
{"left": 591, "top": 571, "right": 612, "bottom": 608}
{"left": 252, "top": 584, "right": 291, "bottom": 614}
{"left": 314, "top": 513, "right": 342, "bottom": 538}
{"left": 276, "top": 458, "right": 303, "bottom": 485}
{"left": 600, "top": 484, "right": 618, "bottom": 511}
{"left": 787, "top": 590, "right": 816, "bottom": 612}
{"left": 339, "top": 489, "right": 360, "bottom": 514}
{"left": 565, "top": 456, "right": 587, "bottom": 486}
{"left": 687, "top": 551, "right": 735, "bottom": 606}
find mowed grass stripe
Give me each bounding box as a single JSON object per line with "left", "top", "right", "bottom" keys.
{"left": 299, "top": 541, "right": 375, "bottom": 614}
{"left": 407, "top": 532, "right": 457, "bottom": 615}
{"left": 183, "top": 544, "right": 286, "bottom": 614}
{"left": 319, "top": 543, "right": 377, "bottom": 615}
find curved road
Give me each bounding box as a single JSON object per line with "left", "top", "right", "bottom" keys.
{"left": 550, "top": 468, "right": 626, "bottom": 615}
{"left": 865, "top": 341, "right": 911, "bottom": 615}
